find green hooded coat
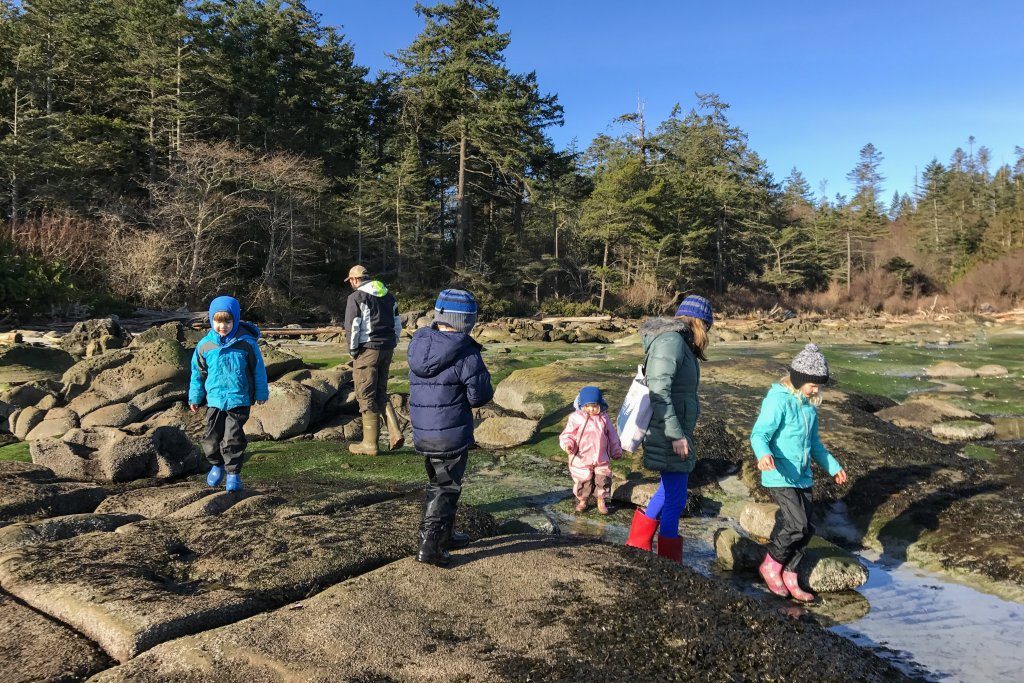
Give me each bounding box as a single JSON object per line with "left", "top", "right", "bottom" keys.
{"left": 640, "top": 318, "right": 701, "bottom": 473}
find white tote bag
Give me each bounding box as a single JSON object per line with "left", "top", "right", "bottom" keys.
{"left": 617, "top": 364, "right": 652, "bottom": 452}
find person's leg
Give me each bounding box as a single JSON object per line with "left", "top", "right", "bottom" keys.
{"left": 418, "top": 451, "right": 468, "bottom": 566}
{"left": 780, "top": 488, "right": 816, "bottom": 601}
{"left": 220, "top": 406, "right": 250, "bottom": 491}
{"left": 644, "top": 481, "right": 666, "bottom": 520}
{"left": 201, "top": 408, "right": 226, "bottom": 486}
{"left": 350, "top": 349, "right": 380, "bottom": 455}
{"left": 594, "top": 465, "right": 612, "bottom": 514}
{"left": 654, "top": 472, "right": 689, "bottom": 538}
{"left": 766, "top": 487, "right": 808, "bottom": 566}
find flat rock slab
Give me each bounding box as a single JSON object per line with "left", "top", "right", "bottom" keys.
{"left": 875, "top": 396, "right": 977, "bottom": 431}
{"left": 0, "top": 512, "right": 141, "bottom": 552}
{"left": 31, "top": 426, "right": 200, "bottom": 483}
{"left": 0, "top": 488, "right": 424, "bottom": 662}
{"left": 1, "top": 590, "right": 111, "bottom": 683}
{"left": 94, "top": 536, "right": 908, "bottom": 682}
{"left": 0, "top": 461, "right": 107, "bottom": 524}
{"left": 931, "top": 420, "right": 996, "bottom": 441}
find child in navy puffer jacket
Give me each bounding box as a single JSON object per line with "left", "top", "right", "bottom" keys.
{"left": 188, "top": 296, "right": 268, "bottom": 492}
{"left": 407, "top": 289, "right": 493, "bottom": 567}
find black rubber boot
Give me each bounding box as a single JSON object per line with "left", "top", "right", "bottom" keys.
{"left": 446, "top": 528, "right": 471, "bottom": 550}
{"left": 416, "top": 532, "right": 451, "bottom": 567}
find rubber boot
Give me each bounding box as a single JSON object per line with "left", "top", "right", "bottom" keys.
{"left": 783, "top": 570, "right": 816, "bottom": 602}
{"left": 225, "top": 473, "right": 243, "bottom": 492}
{"left": 759, "top": 553, "right": 790, "bottom": 597}
{"left": 656, "top": 534, "right": 683, "bottom": 563}
{"left": 416, "top": 532, "right": 451, "bottom": 567}
{"left": 348, "top": 413, "right": 379, "bottom": 456}
{"left": 206, "top": 465, "right": 225, "bottom": 487}
{"left": 596, "top": 497, "right": 609, "bottom": 515}
{"left": 445, "top": 529, "right": 471, "bottom": 550}
{"left": 625, "top": 508, "right": 659, "bottom": 551}
{"left": 383, "top": 401, "right": 405, "bottom": 451}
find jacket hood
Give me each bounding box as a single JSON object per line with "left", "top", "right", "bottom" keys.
{"left": 574, "top": 385, "right": 608, "bottom": 410}
{"left": 358, "top": 280, "right": 389, "bottom": 297}
{"left": 408, "top": 327, "right": 479, "bottom": 378}
{"left": 207, "top": 296, "right": 260, "bottom": 346}
{"left": 767, "top": 382, "right": 807, "bottom": 404}
{"left": 209, "top": 295, "right": 241, "bottom": 342}
{"left": 640, "top": 317, "right": 691, "bottom": 352}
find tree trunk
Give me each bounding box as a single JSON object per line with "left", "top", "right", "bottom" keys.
{"left": 455, "top": 120, "right": 470, "bottom": 263}
{"left": 846, "top": 231, "right": 852, "bottom": 295}
{"left": 599, "top": 237, "right": 609, "bottom": 310}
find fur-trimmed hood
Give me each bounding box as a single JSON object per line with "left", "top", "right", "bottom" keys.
{"left": 640, "top": 317, "right": 696, "bottom": 356}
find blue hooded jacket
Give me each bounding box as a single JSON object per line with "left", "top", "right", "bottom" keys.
{"left": 407, "top": 325, "right": 493, "bottom": 457}
{"left": 188, "top": 296, "right": 269, "bottom": 410}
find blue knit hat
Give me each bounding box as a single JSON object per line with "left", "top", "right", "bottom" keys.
{"left": 675, "top": 295, "right": 714, "bottom": 329}
{"left": 575, "top": 386, "right": 607, "bottom": 410}
{"left": 434, "top": 289, "right": 478, "bottom": 333}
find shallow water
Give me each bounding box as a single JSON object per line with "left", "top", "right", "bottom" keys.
{"left": 549, "top": 503, "right": 1024, "bottom": 682}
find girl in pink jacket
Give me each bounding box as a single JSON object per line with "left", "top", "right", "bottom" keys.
{"left": 560, "top": 386, "right": 623, "bottom": 514}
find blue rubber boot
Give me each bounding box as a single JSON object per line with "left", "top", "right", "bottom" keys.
{"left": 206, "top": 466, "right": 225, "bottom": 487}
{"left": 225, "top": 473, "right": 243, "bottom": 492}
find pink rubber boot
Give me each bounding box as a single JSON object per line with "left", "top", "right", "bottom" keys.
{"left": 783, "top": 570, "right": 816, "bottom": 602}
{"left": 758, "top": 553, "right": 790, "bottom": 597}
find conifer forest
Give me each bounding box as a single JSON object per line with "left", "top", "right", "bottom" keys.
{"left": 2, "top": 0, "right": 1022, "bottom": 319}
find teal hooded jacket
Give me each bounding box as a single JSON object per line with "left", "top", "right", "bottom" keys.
{"left": 188, "top": 296, "right": 269, "bottom": 410}
{"left": 749, "top": 384, "right": 843, "bottom": 488}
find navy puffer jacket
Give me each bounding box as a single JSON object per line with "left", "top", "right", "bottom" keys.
{"left": 408, "top": 326, "right": 493, "bottom": 457}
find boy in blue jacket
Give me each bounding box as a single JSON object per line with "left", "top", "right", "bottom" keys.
{"left": 407, "top": 289, "right": 493, "bottom": 567}
{"left": 188, "top": 296, "right": 269, "bottom": 492}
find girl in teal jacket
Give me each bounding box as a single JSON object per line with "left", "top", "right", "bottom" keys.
{"left": 749, "top": 343, "right": 847, "bottom": 601}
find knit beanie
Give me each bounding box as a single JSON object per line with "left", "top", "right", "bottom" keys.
{"left": 434, "top": 289, "right": 478, "bottom": 333}
{"left": 575, "top": 386, "right": 607, "bottom": 410}
{"left": 675, "top": 295, "right": 714, "bottom": 329}
{"left": 790, "top": 343, "right": 830, "bottom": 387}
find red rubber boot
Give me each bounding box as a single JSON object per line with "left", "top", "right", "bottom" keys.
{"left": 656, "top": 535, "right": 683, "bottom": 563}
{"left": 624, "top": 509, "right": 659, "bottom": 551}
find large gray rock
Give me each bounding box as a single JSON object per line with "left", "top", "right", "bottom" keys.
{"left": 0, "top": 461, "right": 107, "bottom": 523}
{"left": 24, "top": 407, "right": 79, "bottom": 441}
{"left": 93, "top": 536, "right": 903, "bottom": 682}
{"left": 0, "top": 345, "right": 76, "bottom": 385}
{"left": 245, "top": 381, "right": 312, "bottom": 440}
{"left": 611, "top": 478, "right": 660, "bottom": 507}
{"left": 925, "top": 361, "right": 977, "bottom": 379}
{"left": 80, "top": 402, "right": 141, "bottom": 429}
{"left": 129, "top": 322, "right": 187, "bottom": 348}
{"left": 63, "top": 339, "right": 190, "bottom": 419}
{"left": 474, "top": 416, "right": 539, "bottom": 448}
{"left": 875, "top": 396, "right": 976, "bottom": 431}
{"left": 0, "top": 591, "right": 110, "bottom": 683}
{"left": 0, "top": 490, "right": 427, "bottom": 662}
{"left": 258, "top": 342, "right": 305, "bottom": 380}
{"left": 12, "top": 405, "right": 46, "bottom": 439}
{"left": 312, "top": 413, "right": 362, "bottom": 442}
{"left": 493, "top": 365, "right": 579, "bottom": 419}
{"left": 30, "top": 426, "right": 201, "bottom": 483}
{"left": 58, "top": 317, "right": 131, "bottom": 357}
{"left": 739, "top": 502, "right": 779, "bottom": 539}
{"left": 931, "top": 420, "right": 996, "bottom": 441}
{"left": 714, "top": 527, "right": 869, "bottom": 592}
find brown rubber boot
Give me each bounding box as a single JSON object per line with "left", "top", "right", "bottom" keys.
{"left": 383, "top": 401, "right": 405, "bottom": 451}
{"left": 348, "top": 413, "right": 379, "bottom": 456}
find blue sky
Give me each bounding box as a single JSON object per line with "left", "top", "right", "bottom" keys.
{"left": 310, "top": 1, "right": 1023, "bottom": 200}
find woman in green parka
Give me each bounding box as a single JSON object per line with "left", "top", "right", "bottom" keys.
{"left": 624, "top": 295, "right": 714, "bottom": 563}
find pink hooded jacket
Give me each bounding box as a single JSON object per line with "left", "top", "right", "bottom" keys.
{"left": 559, "top": 410, "right": 623, "bottom": 467}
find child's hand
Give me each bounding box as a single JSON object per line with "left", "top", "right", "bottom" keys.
{"left": 565, "top": 441, "right": 578, "bottom": 456}
{"left": 189, "top": 404, "right": 200, "bottom": 414}
{"left": 757, "top": 455, "right": 776, "bottom": 471}
{"left": 834, "top": 469, "right": 848, "bottom": 485}
{"left": 255, "top": 400, "right": 267, "bottom": 406}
